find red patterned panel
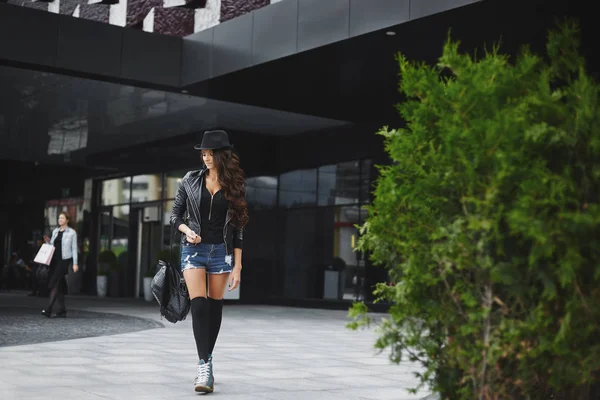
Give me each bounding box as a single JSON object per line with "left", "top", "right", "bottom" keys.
{"left": 220, "top": 0, "right": 270, "bottom": 22}
{"left": 126, "top": 0, "right": 162, "bottom": 28}
{"left": 59, "top": 0, "right": 85, "bottom": 16}
{"left": 154, "top": 7, "right": 194, "bottom": 36}
{"left": 80, "top": 3, "right": 110, "bottom": 22}
{"left": 6, "top": 1, "right": 47, "bottom": 11}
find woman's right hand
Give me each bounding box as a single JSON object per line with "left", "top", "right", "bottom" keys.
{"left": 185, "top": 230, "right": 200, "bottom": 244}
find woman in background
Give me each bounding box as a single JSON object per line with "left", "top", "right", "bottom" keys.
{"left": 42, "top": 211, "right": 79, "bottom": 318}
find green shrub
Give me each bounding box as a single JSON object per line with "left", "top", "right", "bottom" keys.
{"left": 350, "top": 21, "right": 600, "bottom": 399}
{"left": 97, "top": 250, "right": 116, "bottom": 276}
{"left": 114, "top": 251, "right": 127, "bottom": 272}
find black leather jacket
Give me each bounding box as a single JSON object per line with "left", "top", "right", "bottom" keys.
{"left": 170, "top": 168, "right": 244, "bottom": 255}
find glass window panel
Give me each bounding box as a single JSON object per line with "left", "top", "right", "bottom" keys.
{"left": 246, "top": 176, "right": 278, "bottom": 209}
{"left": 317, "top": 165, "right": 337, "bottom": 206}
{"left": 98, "top": 205, "right": 129, "bottom": 255}
{"left": 330, "top": 206, "right": 367, "bottom": 301}
{"left": 360, "top": 159, "right": 373, "bottom": 204}
{"left": 318, "top": 161, "right": 361, "bottom": 206}
{"left": 163, "top": 200, "right": 181, "bottom": 267}
{"left": 111, "top": 205, "right": 129, "bottom": 274}
{"left": 165, "top": 169, "right": 189, "bottom": 200}
{"left": 282, "top": 209, "right": 318, "bottom": 298}
{"left": 279, "top": 169, "right": 317, "bottom": 208}
{"left": 131, "top": 174, "right": 162, "bottom": 203}
{"left": 99, "top": 209, "right": 111, "bottom": 253}
{"left": 101, "top": 177, "right": 131, "bottom": 205}
{"left": 163, "top": 200, "right": 174, "bottom": 227}
{"left": 335, "top": 160, "right": 361, "bottom": 205}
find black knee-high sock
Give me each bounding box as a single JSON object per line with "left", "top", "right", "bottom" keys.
{"left": 208, "top": 297, "right": 223, "bottom": 356}
{"left": 191, "top": 297, "right": 210, "bottom": 362}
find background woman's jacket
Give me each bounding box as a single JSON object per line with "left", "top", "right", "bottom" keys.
{"left": 50, "top": 227, "right": 78, "bottom": 265}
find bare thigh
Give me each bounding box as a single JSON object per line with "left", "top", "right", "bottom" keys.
{"left": 207, "top": 273, "right": 230, "bottom": 300}
{"left": 184, "top": 268, "right": 207, "bottom": 299}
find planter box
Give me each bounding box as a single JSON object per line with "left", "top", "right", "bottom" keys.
{"left": 97, "top": 275, "right": 107, "bottom": 297}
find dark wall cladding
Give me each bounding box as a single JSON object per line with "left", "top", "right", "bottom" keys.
{"left": 220, "top": 0, "right": 270, "bottom": 22}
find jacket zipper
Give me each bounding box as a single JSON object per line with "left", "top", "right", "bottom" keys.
{"left": 209, "top": 194, "right": 214, "bottom": 220}
{"left": 223, "top": 210, "right": 232, "bottom": 255}
{"left": 184, "top": 170, "right": 233, "bottom": 253}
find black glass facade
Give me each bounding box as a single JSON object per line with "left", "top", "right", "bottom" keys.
{"left": 4, "top": 0, "right": 582, "bottom": 308}
{"left": 93, "top": 158, "right": 374, "bottom": 303}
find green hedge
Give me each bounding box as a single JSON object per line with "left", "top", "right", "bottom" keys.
{"left": 350, "top": 21, "right": 600, "bottom": 399}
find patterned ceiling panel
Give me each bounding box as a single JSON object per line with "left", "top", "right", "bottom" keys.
{"left": 6, "top": 0, "right": 279, "bottom": 37}
{"left": 220, "top": 0, "right": 269, "bottom": 23}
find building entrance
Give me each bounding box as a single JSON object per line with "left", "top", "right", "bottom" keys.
{"left": 129, "top": 205, "right": 162, "bottom": 298}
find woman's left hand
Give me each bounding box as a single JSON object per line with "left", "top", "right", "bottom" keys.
{"left": 229, "top": 265, "right": 241, "bottom": 291}
{"left": 73, "top": 264, "right": 79, "bottom": 273}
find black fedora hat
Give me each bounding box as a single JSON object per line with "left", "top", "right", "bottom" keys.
{"left": 194, "top": 130, "right": 234, "bottom": 150}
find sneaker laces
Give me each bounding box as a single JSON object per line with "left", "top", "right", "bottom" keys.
{"left": 195, "top": 362, "right": 211, "bottom": 385}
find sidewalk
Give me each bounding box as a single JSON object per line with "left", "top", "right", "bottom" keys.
{"left": 0, "top": 292, "right": 430, "bottom": 400}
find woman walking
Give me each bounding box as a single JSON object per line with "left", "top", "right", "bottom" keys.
{"left": 170, "top": 129, "right": 248, "bottom": 393}
{"left": 42, "top": 212, "right": 79, "bottom": 318}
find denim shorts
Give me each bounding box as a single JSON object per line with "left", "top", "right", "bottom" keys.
{"left": 180, "top": 242, "right": 233, "bottom": 274}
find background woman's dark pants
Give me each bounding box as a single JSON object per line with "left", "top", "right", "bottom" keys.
{"left": 47, "top": 257, "right": 72, "bottom": 314}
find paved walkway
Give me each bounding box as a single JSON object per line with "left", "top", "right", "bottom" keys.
{"left": 0, "top": 292, "right": 430, "bottom": 400}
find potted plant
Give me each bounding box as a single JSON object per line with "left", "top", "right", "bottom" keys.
{"left": 108, "top": 252, "right": 125, "bottom": 297}
{"left": 97, "top": 250, "right": 116, "bottom": 298}
{"left": 96, "top": 268, "right": 108, "bottom": 297}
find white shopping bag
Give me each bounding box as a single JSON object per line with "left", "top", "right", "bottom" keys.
{"left": 34, "top": 243, "right": 55, "bottom": 266}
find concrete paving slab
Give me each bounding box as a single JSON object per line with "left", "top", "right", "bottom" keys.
{"left": 0, "top": 292, "right": 432, "bottom": 400}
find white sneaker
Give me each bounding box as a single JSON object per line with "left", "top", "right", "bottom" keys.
{"left": 194, "top": 359, "right": 214, "bottom": 393}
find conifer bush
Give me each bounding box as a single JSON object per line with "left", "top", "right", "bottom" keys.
{"left": 350, "top": 21, "right": 600, "bottom": 399}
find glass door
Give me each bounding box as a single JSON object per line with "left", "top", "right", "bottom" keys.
{"left": 130, "top": 203, "right": 162, "bottom": 298}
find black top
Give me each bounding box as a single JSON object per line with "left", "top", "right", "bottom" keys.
{"left": 200, "top": 179, "right": 229, "bottom": 244}
{"left": 170, "top": 169, "right": 244, "bottom": 252}
{"left": 53, "top": 230, "right": 64, "bottom": 262}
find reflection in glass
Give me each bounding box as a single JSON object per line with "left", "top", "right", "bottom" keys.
{"left": 279, "top": 169, "right": 317, "bottom": 208}
{"left": 47, "top": 116, "right": 89, "bottom": 155}
{"left": 163, "top": 200, "right": 180, "bottom": 267}
{"left": 246, "top": 176, "right": 278, "bottom": 209}
{"left": 163, "top": 200, "right": 174, "bottom": 248}
{"left": 282, "top": 209, "right": 318, "bottom": 298}
{"left": 101, "top": 177, "right": 131, "bottom": 205}
{"left": 131, "top": 174, "right": 162, "bottom": 203}
{"left": 317, "top": 165, "right": 337, "bottom": 206}
{"left": 111, "top": 205, "right": 129, "bottom": 258}
{"left": 165, "top": 170, "right": 188, "bottom": 200}
{"left": 99, "top": 205, "right": 129, "bottom": 259}
{"left": 318, "top": 161, "right": 363, "bottom": 206}
{"left": 360, "top": 159, "right": 373, "bottom": 204}
{"left": 99, "top": 210, "right": 111, "bottom": 252}
{"left": 331, "top": 206, "right": 366, "bottom": 301}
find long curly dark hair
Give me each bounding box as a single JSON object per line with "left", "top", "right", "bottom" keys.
{"left": 204, "top": 149, "right": 249, "bottom": 228}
